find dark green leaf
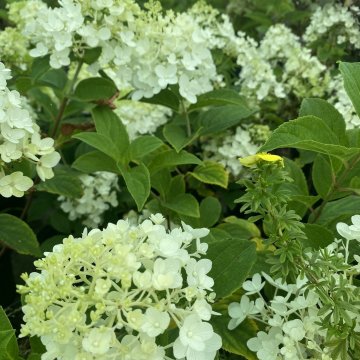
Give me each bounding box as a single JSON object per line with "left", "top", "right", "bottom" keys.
{"left": 92, "top": 106, "right": 130, "bottom": 162}
{"left": 72, "top": 151, "right": 119, "bottom": 173}
{"left": 149, "top": 149, "right": 202, "bottom": 174}
{"left": 36, "top": 171, "right": 83, "bottom": 198}
{"left": 189, "top": 89, "right": 249, "bottom": 111}
{"left": 163, "top": 194, "right": 200, "bottom": 218}
{"left": 139, "top": 89, "right": 180, "bottom": 111}
{"left": 339, "top": 62, "right": 360, "bottom": 118}
{"left": 74, "top": 77, "right": 117, "bottom": 102}
{"left": 312, "top": 155, "right": 334, "bottom": 199}
{"left": 208, "top": 239, "right": 257, "bottom": 299}
{"left": 300, "top": 98, "right": 347, "bottom": 145}
{"left": 38, "top": 69, "right": 68, "bottom": 90}
{"left": 199, "top": 105, "right": 254, "bottom": 135}
{"left": 190, "top": 161, "right": 229, "bottom": 188}
{"left": 0, "top": 214, "right": 41, "bottom": 257}
{"left": 129, "top": 136, "right": 163, "bottom": 161}
{"left": 303, "top": 224, "right": 334, "bottom": 249}
{"left": 120, "top": 163, "right": 150, "bottom": 211}
{"left": 163, "top": 123, "right": 202, "bottom": 152}
{"left": 261, "top": 115, "right": 358, "bottom": 159}
{"left": 72, "top": 132, "right": 119, "bottom": 159}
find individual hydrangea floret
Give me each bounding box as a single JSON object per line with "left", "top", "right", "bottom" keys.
{"left": 18, "top": 215, "right": 221, "bottom": 360}
{"left": 58, "top": 171, "right": 119, "bottom": 228}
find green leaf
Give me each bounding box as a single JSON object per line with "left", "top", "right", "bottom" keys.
{"left": 208, "top": 239, "right": 257, "bottom": 299}
{"left": 260, "top": 115, "right": 358, "bottom": 159}
{"left": 72, "top": 151, "right": 119, "bottom": 173}
{"left": 82, "top": 47, "right": 102, "bottom": 65}
{"left": 312, "top": 154, "right": 333, "bottom": 199}
{"left": 299, "top": 98, "right": 347, "bottom": 145}
{"left": 163, "top": 194, "right": 200, "bottom": 218}
{"left": 38, "top": 69, "right": 67, "bottom": 90}
{"left": 211, "top": 295, "right": 258, "bottom": 359}
{"left": 339, "top": 62, "right": 360, "bottom": 118}
{"left": 281, "top": 158, "right": 308, "bottom": 196}
{"left": 74, "top": 77, "right": 117, "bottom": 102}
{"left": 0, "top": 300, "right": 21, "bottom": 358}
{"left": 165, "top": 175, "right": 185, "bottom": 200}
{"left": 0, "top": 214, "right": 41, "bottom": 257}
{"left": 181, "top": 196, "right": 222, "bottom": 228}
{"left": 303, "top": 224, "right": 334, "bottom": 249}
{"left": 92, "top": 106, "right": 130, "bottom": 162}
{"left": 31, "top": 56, "right": 51, "bottom": 80}
{"left": 139, "top": 88, "right": 180, "bottom": 111}
{"left": 310, "top": 195, "right": 360, "bottom": 230}
{"left": 36, "top": 171, "right": 83, "bottom": 198}
{"left": 149, "top": 149, "right": 202, "bottom": 174}
{"left": 190, "top": 161, "right": 229, "bottom": 188}
{"left": 129, "top": 136, "right": 163, "bottom": 161}
{"left": 199, "top": 104, "right": 254, "bottom": 135}
{"left": 28, "top": 89, "right": 57, "bottom": 119}
{"left": 120, "top": 163, "right": 150, "bottom": 211}
{"left": 218, "top": 217, "right": 261, "bottom": 240}
{"left": 199, "top": 197, "right": 222, "bottom": 228}
{"left": 72, "top": 132, "right": 119, "bottom": 159}
{"left": 189, "top": 89, "right": 249, "bottom": 111}
{"left": 163, "top": 123, "right": 202, "bottom": 152}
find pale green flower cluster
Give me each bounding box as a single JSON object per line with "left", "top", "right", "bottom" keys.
{"left": 0, "top": 62, "right": 60, "bottom": 198}
{"left": 0, "top": 28, "right": 30, "bottom": 70}
{"left": 18, "top": 214, "right": 221, "bottom": 360}
{"left": 228, "top": 216, "right": 360, "bottom": 359}
{"left": 58, "top": 172, "right": 119, "bottom": 228}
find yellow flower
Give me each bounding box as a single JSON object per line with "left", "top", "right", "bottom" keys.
{"left": 239, "top": 152, "right": 284, "bottom": 167}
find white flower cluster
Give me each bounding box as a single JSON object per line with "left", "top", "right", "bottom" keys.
{"left": 228, "top": 216, "right": 360, "bottom": 359}
{"left": 228, "top": 273, "right": 332, "bottom": 360}
{"left": 203, "top": 125, "right": 270, "bottom": 176}
{"left": 0, "top": 62, "right": 60, "bottom": 198}
{"left": 18, "top": 215, "right": 221, "bottom": 360}
{"left": 327, "top": 74, "right": 360, "bottom": 129}
{"left": 58, "top": 171, "right": 119, "bottom": 228}
{"left": 304, "top": 4, "right": 360, "bottom": 49}
{"left": 114, "top": 100, "right": 172, "bottom": 140}
{"left": 15, "top": 0, "right": 218, "bottom": 103}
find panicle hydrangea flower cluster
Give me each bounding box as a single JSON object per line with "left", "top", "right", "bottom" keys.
{"left": 18, "top": 214, "right": 221, "bottom": 360}
{"left": 203, "top": 124, "right": 270, "bottom": 176}
{"left": 327, "top": 74, "right": 360, "bottom": 129}
{"left": 14, "top": 0, "right": 218, "bottom": 103}
{"left": 114, "top": 100, "right": 172, "bottom": 140}
{"left": 0, "top": 62, "right": 60, "bottom": 198}
{"left": 0, "top": 28, "right": 30, "bottom": 70}
{"left": 58, "top": 171, "right": 119, "bottom": 228}
{"left": 304, "top": 4, "right": 360, "bottom": 49}
{"left": 228, "top": 216, "right": 360, "bottom": 359}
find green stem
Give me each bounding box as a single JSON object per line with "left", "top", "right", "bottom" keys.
{"left": 51, "top": 60, "right": 84, "bottom": 138}
{"left": 181, "top": 100, "right": 191, "bottom": 137}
